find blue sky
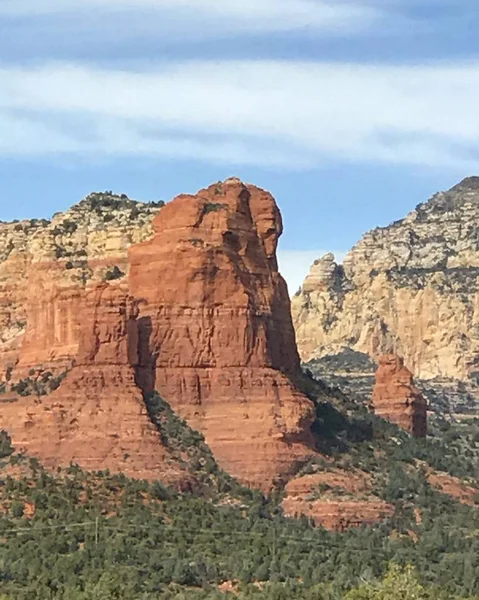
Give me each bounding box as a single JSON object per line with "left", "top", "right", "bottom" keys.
{"left": 0, "top": 1, "right": 478, "bottom": 292}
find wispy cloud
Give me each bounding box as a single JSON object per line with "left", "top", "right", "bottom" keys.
{"left": 0, "top": 0, "right": 382, "bottom": 36}
{"left": 1, "top": 60, "right": 479, "bottom": 170}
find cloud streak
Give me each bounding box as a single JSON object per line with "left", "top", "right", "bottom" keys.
{"left": 1, "top": 60, "right": 479, "bottom": 170}
{"left": 0, "top": 0, "right": 382, "bottom": 36}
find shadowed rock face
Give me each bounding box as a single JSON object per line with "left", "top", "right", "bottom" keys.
{"left": 129, "top": 178, "right": 315, "bottom": 490}
{"left": 372, "top": 354, "right": 427, "bottom": 438}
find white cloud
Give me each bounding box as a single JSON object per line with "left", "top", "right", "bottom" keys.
{"left": 1, "top": 60, "right": 479, "bottom": 170}
{"left": 278, "top": 249, "right": 346, "bottom": 295}
{"left": 0, "top": 0, "right": 381, "bottom": 35}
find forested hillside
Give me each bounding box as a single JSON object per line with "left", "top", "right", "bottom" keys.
{"left": 0, "top": 386, "right": 477, "bottom": 599}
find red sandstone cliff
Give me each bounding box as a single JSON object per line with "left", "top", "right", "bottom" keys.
{"left": 0, "top": 181, "right": 315, "bottom": 492}
{"left": 0, "top": 284, "right": 189, "bottom": 486}
{"left": 129, "top": 178, "right": 315, "bottom": 489}
{"left": 372, "top": 354, "right": 428, "bottom": 437}
{"left": 0, "top": 194, "right": 162, "bottom": 384}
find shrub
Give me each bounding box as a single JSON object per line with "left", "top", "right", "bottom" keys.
{"left": 203, "top": 202, "right": 227, "bottom": 214}
{"left": 0, "top": 430, "right": 13, "bottom": 458}
{"left": 104, "top": 266, "right": 125, "bottom": 281}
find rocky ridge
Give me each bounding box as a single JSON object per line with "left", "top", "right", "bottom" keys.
{"left": 292, "top": 177, "right": 479, "bottom": 410}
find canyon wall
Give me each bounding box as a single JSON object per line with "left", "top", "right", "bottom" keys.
{"left": 293, "top": 178, "right": 479, "bottom": 387}
{"left": 0, "top": 193, "right": 162, "bottom": 381}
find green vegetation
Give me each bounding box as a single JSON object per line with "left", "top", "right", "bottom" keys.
{"left": 0, "top": 431, "right": 13, "bottom": 458}
{"left": 0, "top": 447, "right": 476, "bottom": 599}
{"left": 52, "top": 220, "right": 78, "bottom": 236}
{"left": 103, "top": 265, "right": 125, "bottom": 281}
{"left": 0, "top": 382, "right": 476, "bottom": 598}
{"left": 0, "top": 380, "right": 477, "bottom": 599}
{"left": 203, "top": 202, "right": 228, "bottom": 214}
{"left": 83, "top": 192, "right": 165, "bottom": 215}
{"left": 9, "top": 370, "right": 68, "bottom": 397}
{"left": 145, "top": 392, "right": 253, "bottom": 500}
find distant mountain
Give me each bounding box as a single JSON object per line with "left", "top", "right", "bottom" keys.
{"left": 293, "top": 177, "right": 479, "bottom": 418}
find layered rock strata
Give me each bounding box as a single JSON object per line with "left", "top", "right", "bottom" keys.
{"left": 129, "top": 178, "right": 315, "bottom": 489}
{"left": 292, "top": 178, "right": 479, "bottom": 387}
{"left": 0, "top": 181, "right": 316, "bottom": 492}
{"left": 282, "top": 470, "right": 394, "bottom": 530}
{"left": 0, "top": 193, "right": 163, "bottom": 382}
{"left": 372, "top": 354, "right": 427, "bottom": 437}
{"left": 0, "top": 284, "right": 188, "bottom": 485}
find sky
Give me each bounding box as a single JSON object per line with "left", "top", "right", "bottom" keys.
{"left": 1, "top": 1, "right": 478, "bottom": 293}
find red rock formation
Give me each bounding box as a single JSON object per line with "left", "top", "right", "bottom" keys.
{"left": 428, "top": 471, "right": 479, "bottom": 507}
{"left": 0, "top": 244, "right": 31, "bottom": 381}
{"left": 372, "top": 354, "right": 427, "bottom": 437}
{"left": 282, "top": 471, "right": 394, "bottom": 530}
{"left": 0, "top": 284, "right": 189, "bottom": 487}
{"left": 129, "top": 178, "right": 315, "bottom": 490}
{"left": 14, "top": 262, "right": 83, "bottom": 378}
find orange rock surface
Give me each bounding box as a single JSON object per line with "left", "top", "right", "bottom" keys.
{"left": 0, "top": 181, "right": 316, "bottom": 492}
{"left": 0, "top": 284, "right": 189, "bottom": 487}
{"left": 129, "top": 178, "right": 315, "bottom": 490}
{"left": 372, "top": 354, "right": 427, "bottom": 437}
{"left": 428, "top": 471, "right": 479, "bottom": 507}
{"left": 282, "top": 471, "right": 394, "bottom": 531}
{"left": 0, "top": 195, "right": 161, "bottom": 385}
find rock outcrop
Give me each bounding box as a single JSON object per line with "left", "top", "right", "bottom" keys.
{"left": 282, "top": 470, "right": 394, "bottom": 530}
{"left": 0, "top": 181, "right": 315, "bottom": 492}
{"left": 0, "top": 193, "right": 163, "bottom": 382}
{"left": 129, "top": 178, "right": 315, "bottom": 490}
{"left": 0, "top": 284, "right": 189, "bottom": 486}
{"left": 292, "top": 178, "right": 479, "bottom": 407}
{"left": 372, "top": 354, "right": 427, "bottom": 437}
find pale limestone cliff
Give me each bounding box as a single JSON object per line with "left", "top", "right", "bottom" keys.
{"left": 292, "top": 177, "right": 479, "bottom": 383}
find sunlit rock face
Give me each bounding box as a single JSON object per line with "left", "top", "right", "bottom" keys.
{"left": 0, "top": 182, "right": 316, "bottom": 492}
{"left": 372, "top": 354, "right": 427, "bottom": 438}
{"left": 129, "top": 179, "right": 315, "bottom": 491}
{"left": 293, "top": 178, "right": 479, "bottom": 385}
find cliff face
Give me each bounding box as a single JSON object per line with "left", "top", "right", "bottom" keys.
{"left": 293, "top": 178, "right": 479, "bottom": 387}
{"left": 0, "top": 284, "right": 190, "bottom": 486}
{"left": 0, "top": 182, "right": 315, "bottom": 492}
{"left": 0, "top": 193, "right": 163, "bottom": 382}
{"left": 372, "top": 354, "right": 427, "bottom": 437}
{"left": 129, "top": 178, "right": 315, "bottom": 490}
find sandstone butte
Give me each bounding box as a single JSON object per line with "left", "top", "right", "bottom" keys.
{"left": 371, "top": 354, "right": 428, "bottom": 438}
{"left": 292, "top": 177, "right": 479, "bottom": 385}
{"left": 128, "top": 178, "right": 316, "bottom": 488}
{"left": 282, "top": 470, "right": 394, "bottom": 531}
{"left": 0, "top": 180, "right": 316, "bottom": 492}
